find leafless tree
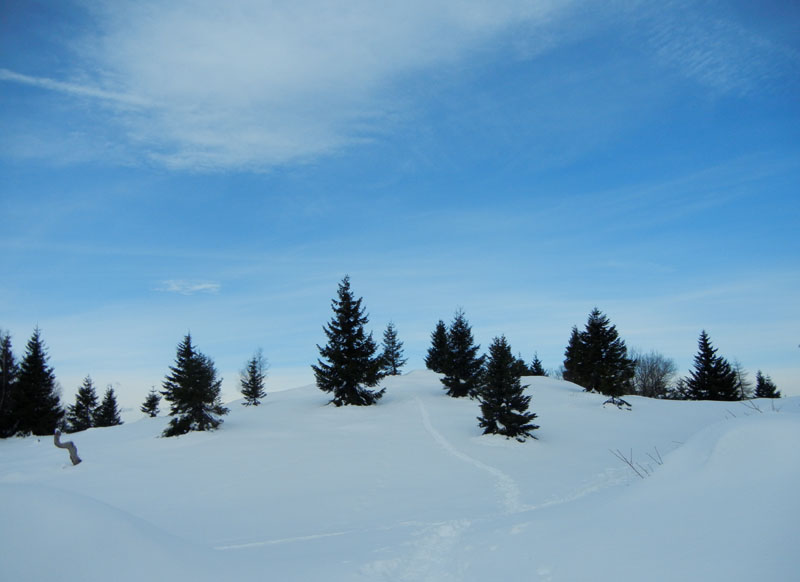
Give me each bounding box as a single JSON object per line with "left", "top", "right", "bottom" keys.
{"left": 631, "top": 348, "right": 677, "bottom": 398}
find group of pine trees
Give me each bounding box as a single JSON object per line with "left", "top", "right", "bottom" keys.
{"left": 0, "top": 328, "right": 123, "bottom": 438}
{"left": 1, "top": 277, "right": 783, "bottom": 442}
{"left": 312, "top": 278, "right": 538, "bottom": 441}
{"left": 65, "top": 376, "right": 122, "bottom": 432}
{"left": 560, "top": 309, "right": 781, "bottom": 403}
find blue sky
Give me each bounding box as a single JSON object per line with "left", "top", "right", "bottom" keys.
{"left": 1, "top": 0, "right": 799, "bottom": 406}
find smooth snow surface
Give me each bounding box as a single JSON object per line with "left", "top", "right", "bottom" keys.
{"left": 2, "top": 372, "right": 797, "bottom": 581}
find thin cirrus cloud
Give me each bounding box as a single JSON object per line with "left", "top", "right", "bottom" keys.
{"left": 2, "top": 1, "right": 794, "bottom": 171}
{"left": 18, "top": 0, "right": 573, "bottom": 170}
{"left": 157, "top": 280, "right": 222, "bottom": 296}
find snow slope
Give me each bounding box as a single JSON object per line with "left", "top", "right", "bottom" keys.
{"left": 1, "top": 371, "right": 797, "bottom": 581}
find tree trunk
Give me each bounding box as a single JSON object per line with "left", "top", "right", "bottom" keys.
{"left": 54, "top": 429, "right": 82, "bottom": 465}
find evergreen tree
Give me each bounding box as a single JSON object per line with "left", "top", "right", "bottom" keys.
{"left": 441, "top": 309, "right": 484, "bottom": 398}
{"left": 140, "top": 387, "right": 161, "bottom": 417}
{"left": 685, "top": 331, "right": 739, "bottom": 401}
{"left": 754, "top": 371, "right": 781, "bottom": 398}
{"left": 14, "top": 328, "right": 63, "bottom": 435}
{"left": 529, "top": 353, "right": 547, "bottom": 376}
{"left": 95, "top": 386, "right": 123, "bottom": 427}
{"left": 562, "top": 309, "right": 634, "bottom": 398}
{"left": 379, "top": 321, "right": 407, "bottom": 376}
{"left": 65, "top": 376, "right": 99, "bottom": 432}
{"left": 511, "top": 354, "right": 530, "bottom": 378}
{"left": 0, "top": 331, "right": 19, "bottom": 437}
{"left": 312, "top": 276, "right": 385, "bottom": 406}
{"left": 425, "top": 320, "right": 450, "bottom": 374}
{"left": 477, "top": 336, "right": 539, "bottom": 442}
{"left": 562, "top": 326, "right": 584, "bottom": 385}
{"left": 240, "top": 349, "right": 268, "bottom": 406}
{"left": 162, "top": 334, "right": 229, "bottom": 436}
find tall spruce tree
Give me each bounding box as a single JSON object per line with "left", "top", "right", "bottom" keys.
{"left": 685, "top": 331, "right": 739, "bottom": 401}
{"left": 425, "top": 320, "right": 450, "bottom": 374}
{"left": 65, "top": 376, "right": 99, "bottom": 432}
{"left": 754, "top": 370, "right": 781, "bottom": 398}
{"left": 141, "top": 387, "right": 161, "bottom": 417}
{"left": 312, "top": 276, "right": 385, "bottom": 406}
{"left": 441, "top": 309, "right": 484, "bottom": 398}
{"left": 161, "top": 334, "right": 229, "bottom": 436}
{"left": 240, "top": 349, "right": 268, "bottom": 406}
{"left": 95, "top": 386, "right": 123, "bottom": 427}
{"left": 379, "top": 321, "right": 407, "bottom": 376}
{"left": 562, "top": 309, "right": 634, "bottom": 397}
{"left": 14, "top": 328, "right": 63, "bottom": 435}
{"left": 477, "top": 336, "right": 539, "bottom": 442}
{"left": 0, "top": 332, "right": 19, "bottom": 437}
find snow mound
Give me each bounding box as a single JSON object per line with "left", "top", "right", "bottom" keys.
{"left": 1, "top": 371, "right": 797, "bottom": 581}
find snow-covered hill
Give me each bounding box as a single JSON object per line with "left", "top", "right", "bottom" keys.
{"left": 2, "top": 371, "right": 797, "bottom": 581}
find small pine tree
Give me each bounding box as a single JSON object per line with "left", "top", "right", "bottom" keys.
{"left": 140, "top": 387, "right": 161, "bottom": 417}
{"left": 312, "top": 276, "right": 385, "bottom": 406}
{"left": 563, "top": 309, "right": 634, "bottom": 398}
{"left": 754, "top": 371, "right": 781, "bottom": 398}
{"left": 240, "top": 349, "right": 268, "bottom": 406}
{"left": 379, "top": 322, "right": 407, "bottom": 376}
{"left": 441, "top": 309, "right": 484, "bottom": 398}
{"left": 0, "top": 331, "right": 20, "bottom": 437}
{"left": 14, "top": 328, "right": 63, "bottom": 435}
{"left": 95, "top": 386, "right": 123, "bottom": 427}
{"left": 425, "top": 320, "right": 450, "bottom": 374}
{"left": 477, "top": 336, "right": 539, "bottom": 442}
{"left": 685, "top": 331, "right": 739, "bottom": 401}
{"left": 511, "top": 354, "right": 530, "bottom": 378}
{"left": 66, "top": 376, "right": 99, "bottom": 432}
{"left": 529, "top": 353, "right": 547, "bottom": 376}
{"left": 162, "top": 334, "right": 229, "bottom": 436}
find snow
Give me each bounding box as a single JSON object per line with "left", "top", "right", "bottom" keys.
{"left": 1, "top": 371, "right": 797, "bottom": 581}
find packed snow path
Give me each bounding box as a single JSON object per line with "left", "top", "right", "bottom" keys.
{"left": 414, "top": 396, "right": 524, "bottom": 514}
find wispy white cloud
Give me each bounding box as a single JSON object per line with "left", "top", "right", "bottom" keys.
{"left": 31, "top": 0, "right": 575, "bottom": 170}
{"left": 642, "top": 0, "right": 800, "bottom": 95}
{"left": 157, "top": 280, "right": 221, "bottom": 295}
{"left": 0, "top": 68, "right": 151, "bottom": 107}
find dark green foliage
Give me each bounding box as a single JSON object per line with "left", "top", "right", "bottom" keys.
{"left": 162, "top": 334, "right": 229, "bottom": 436}
{"left": 240, "top": 349, "right": 268, "bottom": 406}
{"left": 562, "top": 326, "right": 583, "bottom": 385}
{"left": 529, "top": 354, "right": 547, "bottom": 376}
{"left": 425, "top": 320, "right": 450, "bottom": 374}
{"left": 65, "top": 376, "right": 99, "bottom": 432}
{"left": 664, "top": 377, "right": 692, "bottom": 400}
{"left": 477, "top": 336, "right": 539, "bottom": 442}
{"left": 511, "top": 354, "right": 530, "bottom": 378}
{"left": 14, "top": 328, "right": 63, "bottom": 435}
{"left": 441, "top": 309, "right": 484, "bottom": 398}
{"left": 685, "top": 331, "right": 739, "bottom": 401}
{"left": 140, "top": 387, "right": 161, "bottom": 417}
{"left": 312, "top": 276, "right": 385, "bottom": 406}
{"left": 95, "top": 386, "right": 123, "bottom": 427}
{"left": 0, "top": 332, "right": 19, "bottom": 437}
{"left": 754, "top": 371, "right": 781, "bottom": 398}
{"left": 379, "top": 321, "right": 407, "bottom": 376}
{"left": 562, "top": 309, "right": 634, "bottom": 398}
